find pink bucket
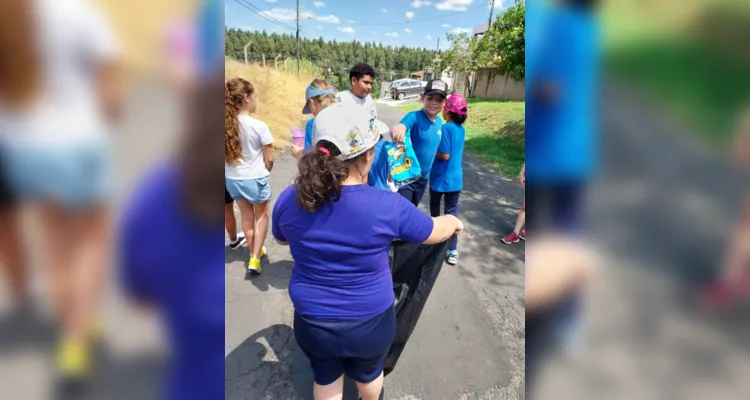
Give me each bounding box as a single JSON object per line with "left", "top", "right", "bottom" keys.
{"left": 291, "top": 128, "right": 305, "bottom": 147}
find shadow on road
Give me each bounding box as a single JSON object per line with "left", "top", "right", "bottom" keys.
{"left": 225, "top": 324, "right": 296, "bottom": 399}
{"left": 246, "top": 260, "right": 293, "bottom": 292}
{"left": 428, "top": 154, "right": 525, "bottom": 291}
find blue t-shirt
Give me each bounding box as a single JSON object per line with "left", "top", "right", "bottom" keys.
{"left": 272, "top": 184, "right": 434, "bottom": 319}
{"left": 525, "top": 4, "right": 600, "bottom": 182}
{"left": 304, "top": 118, "right": 315, "bottom": 153}
{"left": 119, "top": 162, "right": 224, "bottom": 400}
{"left": 430, "top": 122, "right": 465, "bottom": 193}
{"left": 399, "top": 110, "right": 443, "bottom": 179}
{"left": 367, "top": 140, "right": 390, "bottom": 191}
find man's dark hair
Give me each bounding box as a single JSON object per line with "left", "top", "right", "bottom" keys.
{"left": 350, "top": 63, "right": 376, "bottom": 81}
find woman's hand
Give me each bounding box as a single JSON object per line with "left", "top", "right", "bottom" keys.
{"left": 455, "top": 219, "right": 464, "bottom": 235}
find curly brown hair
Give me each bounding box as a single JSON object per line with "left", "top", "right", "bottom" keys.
{"left": 0, "top": 0, "right": 40, "bottom": 109}
{"left": 295, "top": 140, "right": 373, "bottom": 212}
{"left": 225, "top": 78, "right": 255, "bottom": 165}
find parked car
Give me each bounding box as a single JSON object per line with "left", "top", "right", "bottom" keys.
{"left": 390, "top": 79, "right": 424, "bottom": 100}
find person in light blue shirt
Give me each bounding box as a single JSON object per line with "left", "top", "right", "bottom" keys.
{"left": 389, "top": 79, "right": 449, "bottom": 206}
{"left": 429, "top": 94, "right": 468, "bottom": 266}
{"left": 293, "top": 79, "right": 336, "bottom": 161}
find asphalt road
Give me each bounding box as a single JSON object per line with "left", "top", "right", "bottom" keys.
{"left": 225, "top": 103, "right": 526, "bottom": 400}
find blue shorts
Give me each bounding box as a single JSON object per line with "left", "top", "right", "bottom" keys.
{"left": 1, "top": 141, "right": 110, "bottom": 209}
{"left": 225, "top": 176, "right": 271, "bottom": 203}
{"left": 294, "top": 306, "right": 396, "bottom": 385}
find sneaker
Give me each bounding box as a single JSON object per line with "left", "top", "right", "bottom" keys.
{"left": 519, "top": 229, "right": 526, "bottom": 241}
{"left": 446, "top": 250, "right": 458, "bottom": 265}
{"left": 247, "top": 257, "right": 262, "bottom": 274}
{"left": 501, "top": 232, "right": 520, "bottom": 244}
{"left": 56, "top": 339, "right": 93, "bottom": 395}
{"left": 229, "top": 235, "right": 247, "bottom": 250}
{"left": 259, "top": 246, "right": 267, "bottom": 258}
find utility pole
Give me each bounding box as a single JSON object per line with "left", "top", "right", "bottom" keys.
{"left": 244, "top": 41, "right": 252, "bottom": 65}
{"left": 275, "top": 54, "right": 282, "bottom": 71}
{"left": 488, "top": 0, "right": 496, "bottom": 29}
{"left": 296, "top": 0, "right": 301, "bottom": 77}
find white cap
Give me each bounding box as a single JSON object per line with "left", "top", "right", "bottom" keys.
{"left": 312, "top": 102, "right": 390, "bottom": 161}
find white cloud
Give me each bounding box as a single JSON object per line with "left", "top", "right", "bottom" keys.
{"left": 381, "top": 8, "right": 389, "bottom": 14}
{"left": 442, "top": 24, "right": 452, "bottom": 28}
{"left": 404, "top": 28, "right": 413, "bottom": 33}
{"left": 315, "top": 14, "right": 341, "bottom": 24}
{"left": 260, "top": 8, "right": 314, "bottom": 21}
{"left": 386, "top": 32, "right": 399, "bottom": 38}
{"left": 405, "top": 11, "right": 415, "bottom": 19}
{"left": 338, "top": 26, "right": 356, "bottom": 34}
{"left": 313, "top": 1, "right": 325, "bottom": 7}
{"left": 450, "top": 27, "right": 472, "bottom": 34}
{"left": 411, "top": 0, "right": 433, "bottom": 7}
{"left": 435, "top": 0, "right": 475, "bottom": 12}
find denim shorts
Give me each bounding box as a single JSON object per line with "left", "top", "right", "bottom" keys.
{"left": 225, "top": 176, "right": 271, "bottom": 204}
{"left": 2, "top": 141, "right": 110, "bottom": 209}
{"left": 294, "top": 306, "right": 396, "bottom": 385}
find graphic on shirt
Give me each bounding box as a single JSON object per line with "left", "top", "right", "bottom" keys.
{"left": 348, "top": 127, "right": 362, "bottom": 154}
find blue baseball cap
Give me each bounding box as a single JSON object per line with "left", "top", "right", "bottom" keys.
{"left": 302, "top": 85, "right": 336, "bottom": 114}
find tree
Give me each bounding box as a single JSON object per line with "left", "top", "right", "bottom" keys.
{"left": 475, "top": 0, "right": 525, "bottom": 81}
{"left": 439, "top": 32, "right": 481, "bottom": 94}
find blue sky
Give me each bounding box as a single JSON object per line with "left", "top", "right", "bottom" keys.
{"left": 225, "top": 0, "right": 516, "bottom": 51}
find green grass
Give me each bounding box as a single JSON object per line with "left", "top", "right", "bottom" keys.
{"left": 603, "top": 0, "right": 750, "bottom": 146}
{"left": 396, "top": 99, "right": 525, "bottom": 177}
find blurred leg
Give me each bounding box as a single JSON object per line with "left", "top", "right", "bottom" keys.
{"left": 356, "top": 372, "right": 384, "bottom": 400}
{"left": 225, "top": 203, "right": 237, "bottom": 242}
{"left": 235, "top": 200, "right": 256, "bottom": 260}
{"left": 429, "top": 190, "right": 442, "bottom": 217}
{"left": 252, "top": 200, "right": 270, "bottom": 259}
{"left": 313, "top": 374, "right": 344, "bottom": 400}
{"left": 444, "top": 191, "right": 460, "bottom": 252}
{"left": 0, "top": 207, "right": 28, "bottom": 305}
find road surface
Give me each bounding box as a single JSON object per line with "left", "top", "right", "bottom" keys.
{"left": 225, "top": 103, "right": 526, "bottom": 400}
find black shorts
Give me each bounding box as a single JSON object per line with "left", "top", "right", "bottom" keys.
{"left": 225, "top": 187, "right": 233, "bottom": 205}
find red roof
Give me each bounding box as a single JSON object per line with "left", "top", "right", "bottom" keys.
{"left": 411, "top": 71, "right": 424, "bottom": 78}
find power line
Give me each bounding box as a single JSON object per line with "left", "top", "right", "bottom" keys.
{"left": 233, "top": 0, "right": 296, "bottom": 31}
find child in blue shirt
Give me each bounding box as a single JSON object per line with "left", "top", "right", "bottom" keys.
{"left": 429, "top": 94, "right": 468, "bottom": 265}
{"left": 293, "top": 79, "right": 336, "bottom": 161}
{"left": 389, "top": 79, "right": 448, "bottom": 206}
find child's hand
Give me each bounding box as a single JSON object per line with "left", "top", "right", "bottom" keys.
{"left": 390, "top": 124, "right": 407, "bottom": 144}
{"left": 291, "top": 145, "right": 304, "bottom": 161}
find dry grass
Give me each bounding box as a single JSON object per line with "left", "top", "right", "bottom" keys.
{"left": 226, "top": 60, "right": 317, "bottom": 149}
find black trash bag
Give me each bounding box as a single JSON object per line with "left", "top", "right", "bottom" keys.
{"left": 384, "top": 237, "right": 453, "bottom": 376}
{"left": 292, "top": 237, "right": 453, "bottom": 399}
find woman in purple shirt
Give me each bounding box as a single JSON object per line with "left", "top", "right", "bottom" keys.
{"left": 272, "top": 103, "right": 463, "bottom": 400}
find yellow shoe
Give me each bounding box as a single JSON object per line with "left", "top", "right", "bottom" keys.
{"left": 56, "top": 339, "right": 91, "bottom": 378}
{"left": 260, "top": 246, "right": 267, "bottom": 258}
{"left": 248, "top": 257, "right": 262, "bottom": 274}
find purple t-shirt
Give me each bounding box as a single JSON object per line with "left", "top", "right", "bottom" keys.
{"left": 272, "top": 184, "right": 434, "bottom": 319}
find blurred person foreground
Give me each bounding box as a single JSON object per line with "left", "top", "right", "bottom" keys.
{"left": 528, "top": 0, "right": 750, "bottom": 399}
{"left": 0, "top": 0, "right": 224, "bottom": 399}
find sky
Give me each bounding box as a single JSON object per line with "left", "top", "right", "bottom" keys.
{"left": 225, "top": 0, "right": 516, "bottom": 51}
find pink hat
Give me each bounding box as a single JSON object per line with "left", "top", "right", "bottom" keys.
{"left": 444, "top": 94, "right": 468, "bottom": 115}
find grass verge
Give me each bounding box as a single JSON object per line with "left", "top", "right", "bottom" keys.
{"left": 397, "top": 99, "right": 525, "bottom": 177}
